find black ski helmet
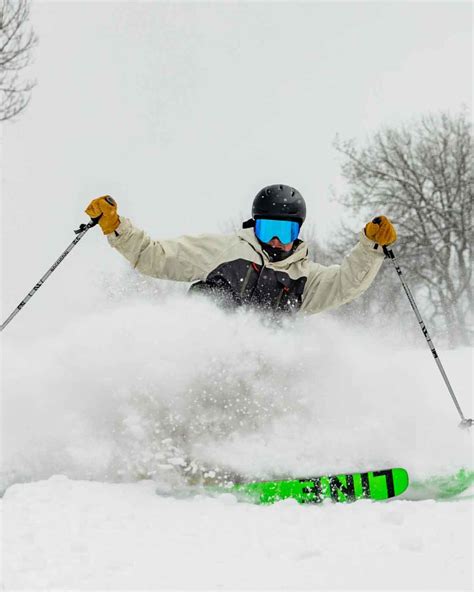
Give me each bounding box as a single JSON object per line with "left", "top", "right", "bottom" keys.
{"left": 252, "top": 184, "right": 306, "bottom": 225}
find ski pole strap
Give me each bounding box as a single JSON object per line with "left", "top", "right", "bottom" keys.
{"left": 0, "top": 220, "right": 98, "bottom": 332}
{"left": 383, "top": 247, "right": 471, "bottom": 425}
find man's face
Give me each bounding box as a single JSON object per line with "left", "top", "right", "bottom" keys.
{"left": 254, "top": 218, "right": 300, "bottom": 251}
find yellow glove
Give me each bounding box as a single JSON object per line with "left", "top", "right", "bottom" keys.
{"left": 85, "top": 195, "right": 120, "bottom": 235}
{"left": 364, "top": 215, "right": 397, "bottom": 246}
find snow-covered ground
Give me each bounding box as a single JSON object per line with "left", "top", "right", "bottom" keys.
{"left": 1, "top": 296, "right": 473, "bottom": 589}
{"left": 2, "top": 477, "right": 472, "bottom": 590}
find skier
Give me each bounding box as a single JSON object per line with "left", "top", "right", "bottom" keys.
{"left": 85, "top": 185, "right": 396, "bottom": 314}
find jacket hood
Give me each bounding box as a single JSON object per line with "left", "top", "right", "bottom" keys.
{"left": 237, "top": 228, "right": 309, "bottom": 268}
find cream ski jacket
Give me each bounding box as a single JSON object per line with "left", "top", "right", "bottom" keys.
{"left": 108, "top": 218, "right": 385, "bottom": 314}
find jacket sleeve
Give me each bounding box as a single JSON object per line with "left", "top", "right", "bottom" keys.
{"left": 107, "top": 217, "right": 230, "bottom": 282}
{"left": 301, "top": 231, "right": 385, "bottom": 314}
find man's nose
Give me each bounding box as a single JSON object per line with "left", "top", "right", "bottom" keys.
{"left": 269, "top": 237, "right": 283, "bottom": 247}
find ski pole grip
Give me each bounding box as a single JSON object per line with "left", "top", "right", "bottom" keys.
{"left": 74, "top": 216, "right": 101, "bottom": 235}
{"left": 383, "top": 246, "right": 396, "bottom": 260}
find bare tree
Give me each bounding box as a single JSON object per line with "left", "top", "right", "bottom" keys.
{"left": 0, "top": 0, "right": 37, "bottom": 121}
{"left": 334, "top": 110, "right": 473, "bottom": 346}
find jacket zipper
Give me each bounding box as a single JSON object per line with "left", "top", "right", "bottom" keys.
{"left": 248, "top": 260, "right": 265, "bottom": 303}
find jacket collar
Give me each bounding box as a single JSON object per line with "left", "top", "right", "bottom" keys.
{"left": 237, "top": 228, "right": 309, "bottom": 267}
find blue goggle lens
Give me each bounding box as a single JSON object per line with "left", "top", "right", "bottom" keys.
{"left": 255, "top": 219, "right": 300, "bottom": 244}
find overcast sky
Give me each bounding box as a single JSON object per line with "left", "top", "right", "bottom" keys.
{"left": 1, "top": 0, "right": 472, "bottom": 329}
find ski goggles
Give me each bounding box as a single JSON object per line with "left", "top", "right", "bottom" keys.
{"left": 254, "top": 218, "right": 300, "bottom": 245}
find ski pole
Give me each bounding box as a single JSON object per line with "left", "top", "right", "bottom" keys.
{"left": 1, "top": 218, "right": 99, "bottom": 332}
{"left": 383, "top": 246, "right": 472, "bottom": 429}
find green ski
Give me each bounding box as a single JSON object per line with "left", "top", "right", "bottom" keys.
{"left": 409, "top": 469, "right": 474, "bottom": 500}
{"left": 227, "top": 468, "right": 409, "bottom": 504}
